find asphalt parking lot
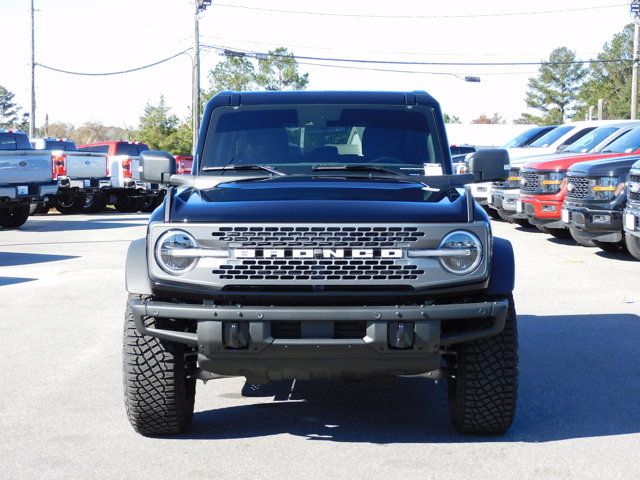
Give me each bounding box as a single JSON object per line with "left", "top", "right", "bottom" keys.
{"left": 1, "top": 213, "right": 639, "bottom": 480}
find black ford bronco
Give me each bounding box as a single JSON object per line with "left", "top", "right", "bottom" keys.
{"left": 123, "top": 91, "right": 518, "bottom": 436}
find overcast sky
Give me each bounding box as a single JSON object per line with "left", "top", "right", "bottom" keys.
{"left": 0, "top": 0, "right": 634, "bottom": 129}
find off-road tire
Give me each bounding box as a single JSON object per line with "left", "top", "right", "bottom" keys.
{"left": 141, "top": 195, "right": 162, "bottom": 213}
{"left": 123, "top": 294, "right": 196, "bottom": 436}
{"left": 513, "top": 218, "right": 534, "bottom": 229}
{"left": 114, "top": 196, "right": 143, "bottom": 213}
{"left": 82, "top": 191, "right": 107, "bottom": 214}
{"left": 625, "top": 233, "right": 640, "bottom": 261}
{"left": 593, "top": 240, "right": 628, "bottom": 255}
{"left": 54, "top": 195, "right": 84, "bottom": 215}
{"left": 448, "top": 295, "right": 518, "bottom": 435}
{"left": 497, "top": 209, "right": 513, "bottom": 222}
{"left": 0, "top": 205, "right": 30, "bottom": 228}
{"left": 569, "top": 226, "right": 596, "bottom": 247}
{"left": 485, "top": 207, "right": 501, "bottom": 220}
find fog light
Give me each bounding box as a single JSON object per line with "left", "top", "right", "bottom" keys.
{"left": 388, "top": 322, "right": 415, "bottom": 349}
{"left": 542, "top": 205, "right": 557, "bottom": 213}
{"left": 223, "top": 322, "right": 250, "bottom": 349}
{"left": 593, "top": 215, "right": 611, "bottom": 224}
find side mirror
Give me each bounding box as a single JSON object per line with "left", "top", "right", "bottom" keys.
{"left": 467, "top": 149, "right": 509, "bottom": 182}
{"left": 140, "top": 150, "right": 176, "bottom": 183}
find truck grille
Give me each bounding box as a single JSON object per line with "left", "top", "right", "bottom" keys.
{"left": 520, "top": 171, "right": 540, "bottom": 193}
{"left": 213, "top": 259, "right": 424, "bottom": 281}
{"left": 566, "top": 176, "right": 590, "bottom": 199}
{"left": 630, "top": 174, "right": 640, "bottom": 203}
{"left": 212, "top": 226, "right": 426, "bottom": 248}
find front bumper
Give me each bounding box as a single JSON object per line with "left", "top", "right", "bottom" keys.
{"left": 489, "top": 189, "right": 519, "bottom": 212}
{"left": 562, "top": 204, "right": 623, "bottom": 242}
{"left": 623, "top": 204, "right": 640, "bottom": 238}
{"left": 58, "top": 177, "right": 111, "bottom": 192}
{"left": 130, "top": 298, "right": 509, "bottom": 381}
{"left": 520, "top": 195, "right": 565, "bottom": 229}
{"left": 469, "top": 183, "right": 491, "bottom": 205}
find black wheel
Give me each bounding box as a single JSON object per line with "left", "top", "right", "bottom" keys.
{"left": 31, "top": 202, "right": 51, "bottom": 215}
{"left": 447, "top": 295, "right": 518, "bottom": 435}
{"left": 485, "top": 207, "right": 501, "bottom": 220}
{"left": 569, "top": 226, "right": 596, "bottom": 247}
{"left": 625, "top": 233, "right": 640, "bottom": 261}
{"left": 82, "top": 191, "right": 107, "bottom": 214}
{"left": 114, "top": 196, "right": 143, "bottom": 213}
{"left": 123, "top": 294, "right": 196, "bottom": 436}
{"left": 546, "top": 228, "right": 572, "bottom": 240}
{"left": 54, "top": 195, "right": 84, "bottom": 215}
{"left": 593, "top": 240, "right": 628, "bottom": 254}
{"left": 513, "top": 218, "right": 534, "bottom": 229}
{"left": 496, "top": 209, "right": 513, "bottom": 222}
{"left": 0, "top": 205, "right": 30, "bottom": 228}
{"left": 141, "top": 195, "right": 162, "bottom": 213}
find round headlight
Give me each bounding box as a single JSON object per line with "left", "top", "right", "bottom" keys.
{"left": 438, "top": 231, "right": 482, "bottom": 275}
{"left": 155, "top": 230, "right": 199, "bottom": 275}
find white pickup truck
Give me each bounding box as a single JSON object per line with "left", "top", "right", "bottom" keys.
{"left": 31, "top": 138, "right": 110, "bottom": 214}
{"left": 0, "top": 130, "right": 58, "bottom": 228}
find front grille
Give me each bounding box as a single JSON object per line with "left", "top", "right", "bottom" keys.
{"left": 629, "top": 174, "right": 640, "bottom": 204}
{"left": 520, "top": 171, "right": 540, "bottom": 193}
{"left": 270, "top": 321, "right": 366, "bottom": 339}
{"left": 213, "top": 259, "right": 424, "bottom": 281}
{"left": 494, "top": 167, "right": 520, "bottom": 189}
{"left": 211, "top": 226, "right": 425, "bottom": 248}
{"left": 566, "top": 176, "right": 591, "bottom": 199}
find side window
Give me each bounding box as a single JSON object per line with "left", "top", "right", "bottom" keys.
{"left": 560, "top": 127, "right": 596, "bottom": 149}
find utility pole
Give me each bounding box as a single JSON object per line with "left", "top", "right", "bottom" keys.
{"left": 631, "top": 1, "right": 640, "bottom": 119}
{"left": 192, "top": 0, "right": 212, "bottom": 153}
{"left": 30, "top": 0, "right": 36, "bottom": 137}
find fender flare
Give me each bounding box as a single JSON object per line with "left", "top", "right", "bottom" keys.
{"left": 486, "top": 236, "right": 515, "bottom": 296}
{"left": 125, "top": 238, "right": 152, "bottom": 295}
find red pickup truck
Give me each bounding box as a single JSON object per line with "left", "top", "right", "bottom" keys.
{"left": 174, "top": 155, "right": 193, "bottom": 174}
{"left": 518, "top": 125, "right": 640, "bottom": 241}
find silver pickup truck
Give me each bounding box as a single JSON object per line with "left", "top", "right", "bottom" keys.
{"left": 0, "top": 130, "right": 58, "bottom": 228}
{"left": 31, "top": 138, "right": 110, "bottom": 214}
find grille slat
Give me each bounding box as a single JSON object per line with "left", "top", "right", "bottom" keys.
{"left": 520, "top": 171, "right": 540, "bottom": 193}
{"left": 629, "top": 174, "right": 640, "bottom": 204}
{"left": 566, "top": 176, "right": 591, "bottom": 199}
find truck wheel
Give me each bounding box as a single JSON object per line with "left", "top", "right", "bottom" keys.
{"left": 141, "top": 196, "right": 162, "bottom": 213}
{"left": 0, "top": 205, "right": 30, "bottom": 229}
{"left": 625, "top": 233, "right": 640, "bottom": 261}
{"left": 569, "top": 227, "right": 596, "bottom": 247}
{"left": 496, "top": 209, "right": 513, "bottom": 222}
{"left": 114, "top": 197, "right": 143, "bottom": 213}
{"left": 123, "top": 294, "right": 196, "bottom": 436}
{"left": 484, "top": 207, "right": 501, "bottom": 220}
{"left": 593, "top": 240, "right": 628, "bottom": 255}
{"left": 447, "top": 295, "right": 518, "bottom": 435}
{"left": 82, "top": 192, "right": 107, "bottom": 214}
{"left": 54, "top": 195, "right": 84, "bottom": 215}
{"left": 535, "top": 225, "right": 550, "bottom": 234}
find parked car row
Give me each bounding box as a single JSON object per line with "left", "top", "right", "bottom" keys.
{"left": 0, "top": 130, "right": 192, "bottom": 228}
{"left": 479, "top": 121, "right": 640, "bottom": 261}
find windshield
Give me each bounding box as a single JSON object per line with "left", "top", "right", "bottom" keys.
{"left": 563, "top": 127, "right": 618, "bottom": 153}
{"left": 601, "top": 126, "right": 640, "bottom": 153}
{"left": 45, "top": 140, "right": 76, "bottom": 151}
{"left": 502, "top": 126, "right": 556, "bottom": 149}
{"left": 528, "top": 125, "right": 574, "bottom": 148}
{"left": 201, "top": 105, "right": 445, "bottom": 175}
{"left": 115, "top": 143, "right": 149, "bottom": 156}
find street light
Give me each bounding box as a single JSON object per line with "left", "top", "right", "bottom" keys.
{"left": 193, "top": 0, "right": 212, "bottom": 153}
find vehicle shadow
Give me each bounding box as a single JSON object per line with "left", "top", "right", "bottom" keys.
{"left": 0, "top": 276, "right": 37, "bottom": 287}
{"left": 176, "top": 313, "right": 640, "bottom": 443}
{"left": 594, "top": 251, "right": 637, "bottom": 262}
{"left": 544, "top": 236, "right": 576, "bottom": 246}
{"left": 18, "top": 218, "right": 147, "bottom": 233}
{"left": 0, "top": 252, "right": 79, "bottom": 267}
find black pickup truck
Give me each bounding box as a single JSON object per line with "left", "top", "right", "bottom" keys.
{"left": 623, "top": 158, "right": 640, "bottom": 260}
{"left": 123, "top": 90, "right": 517, "bottom": 436}
{"left": 562, "top": 155, "right": 640, "bottom": 253}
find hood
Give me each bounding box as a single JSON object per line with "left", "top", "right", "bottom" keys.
{"left": 521, "top": 152, "right": 629, "bottom": 172}
{"left": 567, "top": 155, "right": 640, "bottom": 176}
{"left": 167, "top": 175, "right": 473, "bottom": 223}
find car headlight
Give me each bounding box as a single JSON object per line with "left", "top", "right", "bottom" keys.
{"left": 593, "top": 176, "right": 623, "bottom": 200}
{"left": 155, "top": 230, "right": 199, "bottom": 275}
{"left": 541, "top": 171, "right": 565, "bottom": 193}
{"left": 438, "top": 231, "right": 483, "bottom": 275}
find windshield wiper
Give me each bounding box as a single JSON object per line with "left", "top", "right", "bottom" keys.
{"left": 312, "top": 164, "right": 402, "bottom": 176}
{"left": 201, "top": 164, "right": 286, "bottom": 176}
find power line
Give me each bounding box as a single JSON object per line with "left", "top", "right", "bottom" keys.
{"left": 37, "top": 49, "right": 192, "bottom": 76}
{"left": 212, "top": 2, "right": 626, "bottom": 19}
{"left": 206, "top": 44, "right": 631, "bottom": 67}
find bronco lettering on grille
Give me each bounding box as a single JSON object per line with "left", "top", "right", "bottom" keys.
{"left": 234, "top": 248, "right": 403, "bottom": 259}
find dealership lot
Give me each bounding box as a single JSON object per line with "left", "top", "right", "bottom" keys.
{"left": 1, "top": 213, "right": 639, "bottom": 480}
